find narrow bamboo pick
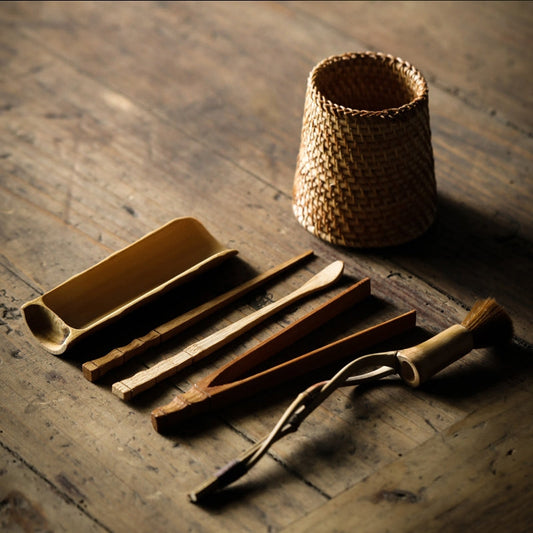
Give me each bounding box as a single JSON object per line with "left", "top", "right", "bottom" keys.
{"left": 112, "top": 260, "right": 345, "bottom": 400}
{"left": 82, "top": 250, "right": 313, "bottom": 381}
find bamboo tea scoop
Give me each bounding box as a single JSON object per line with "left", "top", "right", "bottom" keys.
{"left": 112, "top": 260, "right": 345, "bottom": 400}
{"left": 190, "top": 298, "right": 513, "bottom": 502}
{"left": 83, "top": 250, "right": 313, "bottom": 381}
{"left": 152, "top": 283, "right": 415, "bottom": 432}
{"left": 22, "top": 217, "right": 237, "bottom": 354}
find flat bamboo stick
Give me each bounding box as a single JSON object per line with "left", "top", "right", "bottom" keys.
{"left": 111, "top": 260, "right": 344, "bottom": 400}
{"left": 82, "top": 250, "right": 313, "bottom": 381}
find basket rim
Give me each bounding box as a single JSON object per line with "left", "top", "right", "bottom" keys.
{"left": 309, "top": 51, "right": 429, "bottom": 119}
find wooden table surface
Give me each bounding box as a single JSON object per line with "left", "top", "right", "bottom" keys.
{"left": 1, "top": 2, "right": 532, "bottom": 532}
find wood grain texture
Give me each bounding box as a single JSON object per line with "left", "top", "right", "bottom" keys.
{"left": 111, "top": 261, "right": 344, "bottom": 400}
{"left": 0, "top": 444, "right": 105, "bottom": 532}
{"left": 281, "top": 389, "right": 533, "bottom": 533}
{"left": 1, "top": 1, "right": 532, "bottom": 532}
{"left": 292, "top": 1, "right": 533, "bottom": 135}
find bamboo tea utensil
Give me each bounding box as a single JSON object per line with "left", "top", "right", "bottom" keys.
{"left": 152, "top": 278, "right": 372, "bottom": 431}
{"left": 190, "top": 298, "right": 513, "bottom": 502}
{"left": 82, "top": 250, "right": 314, "bottom": 381}
{"left": 112, "top": 260, "right": 345, "bottom": 400}
{"left": 152, "top": 305, "right": 415, "bottom": 432}
{"left": 21, "top": 218, "right": 237, "bottom": 355}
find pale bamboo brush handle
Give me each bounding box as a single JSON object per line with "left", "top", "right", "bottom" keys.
{"left": 82, "top": 250, "right": 313, "bottom": 381}
{"left": 397, "top": 324, "right": 473, "bottom": 387}
{"left": 398, "top": 298, "right": 513, "bottom": 387}
{"left": 112, "top": 260, "right": 345, "bottom": 400}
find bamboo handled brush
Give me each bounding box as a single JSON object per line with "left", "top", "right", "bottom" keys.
{"left": 397, "top": 298, "right": 513, "bottom": 386}
{"left": 189, "top": 298, "right": 513, "bottom": 503}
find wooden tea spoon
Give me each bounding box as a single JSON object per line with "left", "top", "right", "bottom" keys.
{"left": 112, "top": 260, "right": 345, "bottom": 400}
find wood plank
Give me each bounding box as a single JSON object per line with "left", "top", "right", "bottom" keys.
{"left": 282, "top": 389, "right": 533, "bottom": 533}
{"left": 0, "top": 23, "right": 476, "bottom": 340}
{"left": 0, "top": 443, "right": 105, "bottom": 532}
{"left": 290, "top": 0, "right": 533, "bottom": 134}
{"left": 0, "top": 1, "right": 531, "bottom": 531}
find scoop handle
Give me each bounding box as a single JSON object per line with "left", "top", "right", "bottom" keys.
{"left": 397, "top": 324, "right": 474, "bottom": 387}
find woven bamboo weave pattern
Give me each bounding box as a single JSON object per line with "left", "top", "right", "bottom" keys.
{"left": 293, "top": 52, "right": 436, "bottom": 248}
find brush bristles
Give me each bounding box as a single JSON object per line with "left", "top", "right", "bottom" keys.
{"left": 461, "top": 298, "right": 513, "bottom": 348}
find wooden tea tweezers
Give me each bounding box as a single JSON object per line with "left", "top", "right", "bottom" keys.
{"left": 152, "top": 278, "right": 416, "bottom": 433}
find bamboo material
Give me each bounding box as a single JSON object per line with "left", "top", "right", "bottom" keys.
{"left": 152, "top": 307, "right": 415, "bottom": 433}
{"left": 396, "top": 324, "right": 472, "bottom": 386}
{"left": 112, "top": 260, "right": 345, "bottom": 400}
{"left": 82, "top": 250, "right": 313, "bottom": 381}
{"left": 397, "top": 298, "right": 513, "bottom": 386}
{"left": 152, "top": 278, "right": 372, "bottom": 430}
{"left": 21, "top": 218, "right": 237, "bottom": 354}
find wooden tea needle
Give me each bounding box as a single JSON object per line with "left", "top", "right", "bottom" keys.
{"left": 190, "top": 298, "right": 513, "bottom": 502}
{"left": 112, "top": 260, "right": 345, "bottom": 400}
{"left": 83, "top": 250, "right": 314, "bottom": 381}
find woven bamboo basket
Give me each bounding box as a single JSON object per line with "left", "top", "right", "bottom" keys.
{"left": 293, "top": 52, "right": 436, "bottom": 248}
